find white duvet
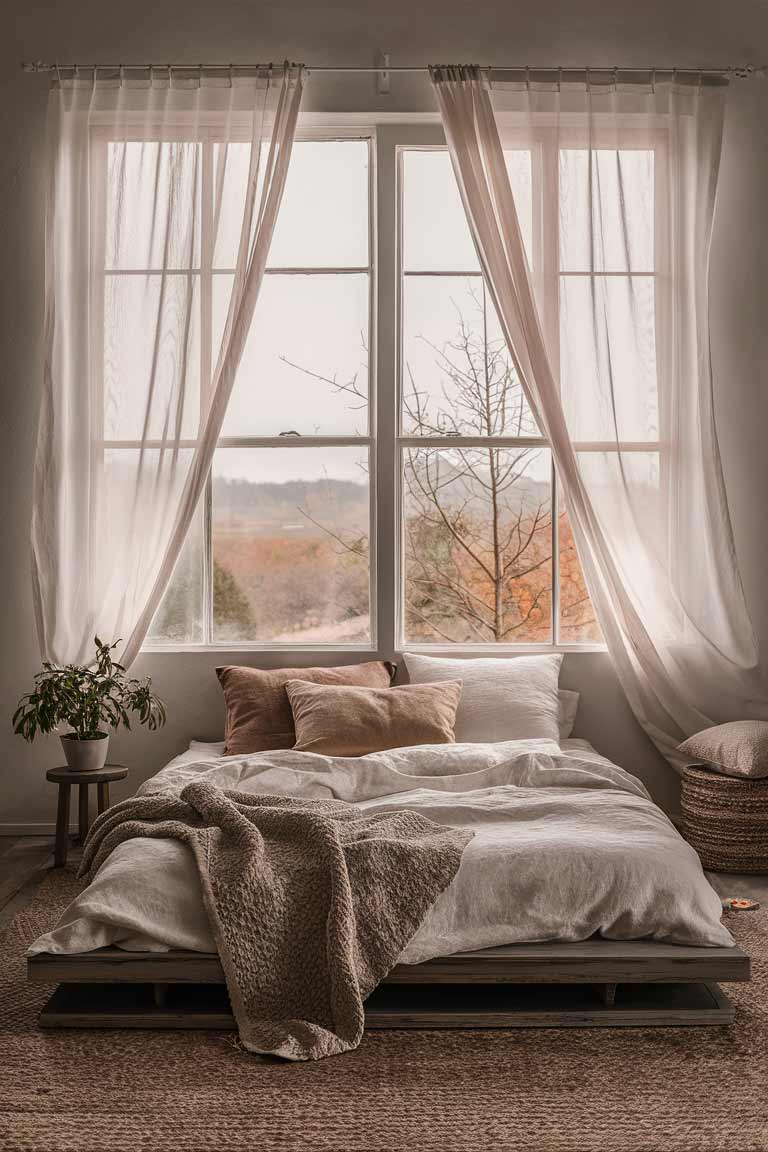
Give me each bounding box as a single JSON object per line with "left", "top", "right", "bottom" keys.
{"left": 29, "top": 738, "right": 732, "bottom": 962}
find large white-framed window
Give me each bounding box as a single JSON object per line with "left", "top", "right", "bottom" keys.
{"left": 97, "top": 125, "right": 376, "bottom": 650}
{"left": 96, "top": 115, "right": 663, "bottom": 653}
{"left": 392, "top": 124, "right": 663, "bottom": 650}
{"left": 396, "top": 136, "right": 563, "bottom": 646}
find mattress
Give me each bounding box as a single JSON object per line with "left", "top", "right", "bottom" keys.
{"left": 28, "top": 737, "right": 732, "bottom": 961}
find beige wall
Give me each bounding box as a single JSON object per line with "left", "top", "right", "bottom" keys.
{"left": 2, "top": 0, "right": 768, "bottom": 827}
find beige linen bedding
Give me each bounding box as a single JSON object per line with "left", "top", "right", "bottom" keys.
{"left": 32, "top": 739, "right": 732, "bottom": 972}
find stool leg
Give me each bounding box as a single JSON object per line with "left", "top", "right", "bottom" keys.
{"left": 78, "top": 784, "right": 89, "bottom": 844}
{"left": 54, "top": 783, "right": 71, "bottom": 867}
{"left": 97, "top": 782, "right": 110, "bottom": 815}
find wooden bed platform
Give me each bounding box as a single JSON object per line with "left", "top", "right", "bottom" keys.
{"left": 28, "top": 938, "right": 750, "bottom": 1030}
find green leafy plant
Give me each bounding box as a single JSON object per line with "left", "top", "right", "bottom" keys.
{"left": 13, "top": 637, "right": 166, "bottom": 742}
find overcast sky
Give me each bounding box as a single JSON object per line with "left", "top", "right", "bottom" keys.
{"left": 107, "top": 137, "right": 655, "bottom": 486}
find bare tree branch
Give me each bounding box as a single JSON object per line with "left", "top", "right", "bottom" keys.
{"left": 286, "top": 281, "right": 595, "bottom": 644}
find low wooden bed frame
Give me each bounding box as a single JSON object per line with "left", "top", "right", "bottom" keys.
{"left": 28, "top": 938, "right": 750, "bottom": 1030}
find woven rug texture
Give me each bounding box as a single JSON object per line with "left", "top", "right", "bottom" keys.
{"left": 1, "top": 869, "right": 767, "bottom": 1152}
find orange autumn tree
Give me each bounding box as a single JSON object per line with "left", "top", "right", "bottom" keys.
{"left": 287, "top": 280, "right": 598, "bottom": 644}
{"left": 402, "top": 282, "right": 596, "bottom": 643}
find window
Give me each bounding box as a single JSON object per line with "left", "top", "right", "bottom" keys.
{"left": 100, "top": 120, "right": 660, "bottom": 651}
{"left": 100, "top": 135, "right": 374, "bottom": 647}
{"left": 399, "top": 144, "right": 605, "bottom": 646}
{"left": 207, "top": 139, "right": 372, "bottom": 647}
{"left": 400, "top": 147, "right": 552, "bottom": 644}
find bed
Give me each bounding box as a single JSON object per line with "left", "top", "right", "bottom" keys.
{"left": 27, "top": 737, "right": 750, "bottom": 1029}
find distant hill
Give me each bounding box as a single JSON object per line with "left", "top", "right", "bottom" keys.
{"left": 213, "top": 475, "right": 369, "bottom": 537}
{"left": 212, "top": 458, "right": 550, "bottom": 538}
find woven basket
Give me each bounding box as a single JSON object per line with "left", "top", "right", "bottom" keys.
{"left": 681, "top": 764, "right": 768, "bottom": 873}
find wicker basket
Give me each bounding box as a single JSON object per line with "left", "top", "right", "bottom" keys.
{"left": 680, "top": 764, "right": 768, "bottom": 873}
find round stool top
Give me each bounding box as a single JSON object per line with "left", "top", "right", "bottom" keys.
{"left": 681, "top": 763, "right": 768, "bottom": 791}
{"left": 46, "top": 765, "right": 128, "bottom": 784}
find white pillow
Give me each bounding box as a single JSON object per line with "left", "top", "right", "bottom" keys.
{"left": 558, "top": 689, "right": 580, "bottom": 741}
{"left": 403, "top": 653, "right": 563, "bottom": 744}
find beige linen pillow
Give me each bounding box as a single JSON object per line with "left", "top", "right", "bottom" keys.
{"left": 403, "top": 652, "right": 563, "bottom": 743}
{"left": 678, "top": 720, "right": 768, "bottom": 779}
{"left": 216, "top": 661, "right": 394, "bottom": 755}
{"left": 285, "top": 679, "right": 463, "bottom": 757}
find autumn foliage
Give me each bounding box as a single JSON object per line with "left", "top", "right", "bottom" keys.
{"left": 152, "top": 283, "right": 599, "bottom": 645}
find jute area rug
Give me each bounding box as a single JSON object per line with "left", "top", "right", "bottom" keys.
{"left": 2, "top": 870, "right": 767, "bottom": 1152}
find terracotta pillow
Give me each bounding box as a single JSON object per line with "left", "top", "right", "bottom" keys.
{"left": 678, "top": 721, "right": 768, "bottom": 779}
{"left": 285, "top": 679, "right": 463, "bottom": 757}
{"left": 216, "top": 662, "right": 395, "bottom": 755}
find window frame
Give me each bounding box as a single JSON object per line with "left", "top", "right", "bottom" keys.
{"left": 94, "top": 121, "right": 378, "bottom": 652}
{"left": 95, "top": 113, "right": 666, "bottom": 655}
{"left": 392, "top": 123, "right": 666, "bottom": 653}
{"left": 395, "top": 130, "right": 558, "bottom": 649}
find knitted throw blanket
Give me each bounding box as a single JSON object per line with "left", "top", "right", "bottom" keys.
{"left": 79, "top": 781, "right": 472, "bottom": 1060}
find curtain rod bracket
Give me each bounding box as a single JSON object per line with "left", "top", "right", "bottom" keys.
{"left": 728, "top": 63, "right": 766, "bottom": 80}
{"left": 376, "top": 53, "right": 391, "bottom": 95}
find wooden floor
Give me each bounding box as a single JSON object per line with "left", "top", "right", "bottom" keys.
{"left": 706, "top": 872, "right": 768, "bottom": 903}
{"left": 0, "top": 836, "right": 61, "bottom": 932}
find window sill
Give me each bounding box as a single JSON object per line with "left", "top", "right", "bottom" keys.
{"left": 140, "top": 643, "right": 381, "bottom": 655}
{"left": 140, "top": 642, "right": 608, "bottom": 656}
{"left": 396, "top": 644, "right": 608, "bottom": 656}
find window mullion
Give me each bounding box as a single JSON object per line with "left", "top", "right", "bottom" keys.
{"left": 91, "top": 137, "right": 108, "bottom": 533}
{"left": 541, "top": 133, "right": 562, "bottom": 646}
{"left": 201, "top": 139, "right": 214, "bottom": 646}
{"left": 399, "top": 436, "right": 546, "bottom": 449}
{"left": 375, "top": 128, "right": 401, "bottom": 656}
{"left": 203, "top": 474, "right": 213, "bottom": 646}
{"left": 216, "top": 436, "right": 373, "bottom": 448}
{"left": 551, "top": 460, "right": 560, "bottom": 645}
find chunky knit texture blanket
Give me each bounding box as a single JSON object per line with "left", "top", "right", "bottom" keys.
{"left": 79, "top": 781, "right": 472, "bottom": 1060}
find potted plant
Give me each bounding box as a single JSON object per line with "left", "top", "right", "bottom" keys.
{"left": 13, "top": 637, "right": 166, "bottom": 772}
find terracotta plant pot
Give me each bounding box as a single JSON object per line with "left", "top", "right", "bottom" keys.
{"left": 60, "top": 732, "right": 109, "bottom": 773}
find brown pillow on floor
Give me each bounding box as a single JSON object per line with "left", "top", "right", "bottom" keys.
{"left": 285, "top": 679, "right": 463, "bottom": 757}
{"left": 216, "top": 661, "right": 395, "bottom": 755}
{"left": 678, "top": 720, "right": 768, "bottom": 779}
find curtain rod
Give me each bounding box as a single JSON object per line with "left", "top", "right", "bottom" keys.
{"left": 20, "top": 60, "right": 766, "bottom": 79}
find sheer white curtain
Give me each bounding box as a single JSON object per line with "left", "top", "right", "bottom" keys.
{"left": 32, "top": 64, "right": 303, "bottom": 667}
{"left": 430, "top": 65, "right": 764, "bottom": 760}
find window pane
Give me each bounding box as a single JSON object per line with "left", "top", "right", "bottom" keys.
{"left": 148, "top": 505, "right": 205, "bottom": 644}
{"left": 403, "top": 447, "right": 552, "bottom": 644}
{"left": 104, "top": 274, "right": 200, "bottom": 440}
{"left": 213, "top": 140, "right": 369, "bottom": 270}
{"left": 101, "top": 446, "right": 199, "bottom": 641}
{"left": 214, "top": 274, "right": 369, "bottom": 437}
{"left": 212, "top": 448, "right": 370, "bottom": 643}
{"left": 402, "top": 149, "right": 532, "bottom": 271}
{"left": 559, "top": 275, "right": 658, "bottom": 442}
{"left": 106, "top": 142, "right": 201, "bottom": 271}
{"left": 558, "top": 502, "right": 602, "bottom": 643}
{"left": 402, "top": 276, "right": 536, "bottom": 437}
{"left": 559, "top": 149, "right": 654, "bottom": 272}
{"left": 576, "top": 450, "right": 662, "bottom": 569}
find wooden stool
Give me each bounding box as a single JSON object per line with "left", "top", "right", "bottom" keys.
{"left": 47, "top": 766, "right": 128, "bottom": 868}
